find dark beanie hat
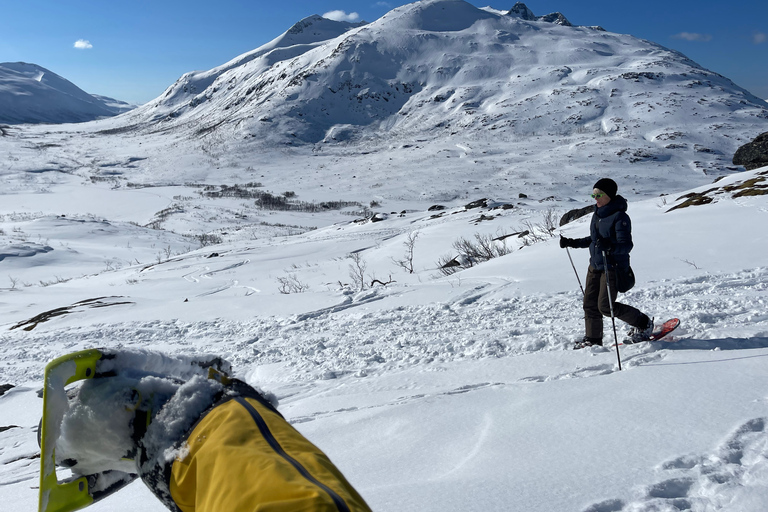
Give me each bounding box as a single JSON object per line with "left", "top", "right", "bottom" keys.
{"left": 593, "top": 178, "right": 618, "bottom": 199}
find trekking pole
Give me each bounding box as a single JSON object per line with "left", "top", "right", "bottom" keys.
{"left": 565, "top": 247, "right": 585, "bottom": 297}
{"left": 602, "top": 251, "right": 622, "bottom": 371}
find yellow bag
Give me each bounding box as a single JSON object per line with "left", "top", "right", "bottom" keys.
{"left": 169, "top": 396, "right": 371, "bottom": 512}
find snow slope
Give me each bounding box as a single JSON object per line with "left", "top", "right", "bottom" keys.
{"left": 1, "top": 1, "right": 768, "bottom": 511}
{"left": 0, "top": 62, "right": 135, "bottom": 125}
{"left": 1, "top": 152, "right": 767, "bottom": 510}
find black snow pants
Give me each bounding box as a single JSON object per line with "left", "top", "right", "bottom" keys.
{"left": 583, "top": 266, "right": 650, "bottom": 340}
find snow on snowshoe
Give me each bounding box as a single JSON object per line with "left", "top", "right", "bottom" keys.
{"left": 38, "top": 348, "right": 231, "bottom": 512}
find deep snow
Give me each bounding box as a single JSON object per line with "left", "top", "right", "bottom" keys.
{"left": 1, "top": 2, "right": 768, "bottom": 511}
{"left": 2, "top": 154, "right": 767, "bottom": 510}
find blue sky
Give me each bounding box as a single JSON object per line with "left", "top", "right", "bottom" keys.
{"left": 1, "top": 0, "right": 766, "bottom": 104}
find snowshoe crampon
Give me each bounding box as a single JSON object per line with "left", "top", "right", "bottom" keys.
{"left": 38, "top": 348, "right": 231, "bottom": 512}
{"left": 38, "top": 349, "right": 120, "bottom": 512}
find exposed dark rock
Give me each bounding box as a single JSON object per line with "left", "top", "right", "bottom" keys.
{"left": 507, "top": 3, "right": 573, "bottom": 26}
{"left": 370, "top": 213, "right": 388, "bottom": 222}
{"left": 494, "top": 230, "right": 529, "bottom": 241}
{"left": 464, "top": 198, "right": 488, "bottom": 209}
{"left": 668, "top": 192, "right": 714, "bottom": 211}
{"left": 733, "top": 132, "right": 768, "bottom": 170}
{"left": 507, "top": 2, "right": 536, "bottom": 20}
{"left": 428, "top": 205, "right": 446, "bottom": 211}
{"left": 0, "top": 384, "right": 14, "bottom": 396}
{"left": 560, "top": 205, "right": 594, "bottom": 226}
{"left": 538, "top": 12, "right": 572, "bottom": 26}
{"left": 440, "top": 258, "right": 461, "bottom": 269}
{"left": 473, "top": 214, "right": 496, "bottom": 224}
{"left": 10, "top": 297, "right": 135, "bottom": 331}
{"left": 620, "top": 72, "right": 662, "bottom": 81}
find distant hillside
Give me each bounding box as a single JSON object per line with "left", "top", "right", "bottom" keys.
{"left": 0, "top": 62, "right": 135, "bottom": 124}
{"left": 119, "top": 0, "right": 767, "bottom": 161}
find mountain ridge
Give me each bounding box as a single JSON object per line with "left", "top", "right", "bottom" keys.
{"left": 0, "top": 62, "right": 135, "bottom": 124}
{"left": 115, "top": 0, "right": 766, "bottom": 168}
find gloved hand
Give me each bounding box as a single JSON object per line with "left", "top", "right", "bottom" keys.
{"left": 595, "top": 237, "right": 613, "bottom": 254}
{"left": 559, "top": 235, "right": 576, "bottom": 249}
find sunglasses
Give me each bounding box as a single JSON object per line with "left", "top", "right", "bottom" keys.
{"left": 591, "top": 193, "right": 605, "bottom": 199}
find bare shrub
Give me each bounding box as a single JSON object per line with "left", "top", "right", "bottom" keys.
{"left": 520, "top": 207, "right": 560, "bottom": 246}
{"left": 196, "top": 233, "right": 223, "bottom": 247}
{"left": 277, "top": 273, "right": 310, "bottom": 294}
{"left": 437, "top": 233, "right": 512, "bottom": 276}
{"left": 348, "top": 252, "right": 368, "bottom": 291}
{"left": 392, "top": 230, "right": 420, "bottom": 274}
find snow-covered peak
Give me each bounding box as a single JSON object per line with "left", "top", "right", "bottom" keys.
{"left": 290, "top": 14, "right": 367, "bottom": 38}
{"left": 374, "top": 0, "right": 498, "bottom": 32}
{"left": 0, "top": 62, "right": 133, "bottom": 124}
{"left": 143, "top": 15, "right": 366, "bottom": 114}
{"left": 2, "top": 62, "right": 92, "bottom": 101}
{"left": 116, "top": 0, "right": 766, "bottom": 168}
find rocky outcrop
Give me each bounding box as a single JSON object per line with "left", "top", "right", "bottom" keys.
{"left": 733, "top": 132, "right": 768, "bottom": 170}
{"left": 508, "top": 2, "right": 536, "bottom": 20}
{"left": 507, "top": 2, "right": 572, "bottom": 26}
{"left": 560, "top": 205, "right": 594, "bottom": 226}
{"left": 538, "top": 12, "right": 572, "bottom": 27}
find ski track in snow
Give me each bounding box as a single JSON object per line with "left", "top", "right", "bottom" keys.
{"left": 1, "top": 266, "right": 766, "bottom": 387}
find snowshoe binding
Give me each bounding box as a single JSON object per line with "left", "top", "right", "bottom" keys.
{"left": 626, "top": 317, "right": 654, "bottom": 344}
{"left": 625, "top": 318, "right": 681, "bottom": 343}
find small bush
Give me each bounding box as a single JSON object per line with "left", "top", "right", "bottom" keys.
{"left": 437, "top": 233, "right": 511, "bottom": 276}
{"left": 277, "top": 273, "right": 310, "bottom": 294}
{"left": 196, "top": 233, "right": 223, "bottom": 247}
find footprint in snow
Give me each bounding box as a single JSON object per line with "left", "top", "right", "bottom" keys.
{"left": 582, "top": 417, "right": 768, "bottom": 511}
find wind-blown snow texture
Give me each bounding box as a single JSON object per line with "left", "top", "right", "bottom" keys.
{"left": 1, "top": 1, "right": 768, "bottom": 511}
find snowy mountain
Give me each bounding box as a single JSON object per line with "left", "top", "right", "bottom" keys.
{"left": 120, "top": 0, "right": 767, "bottom": 170}
{"left": 138, "top": 14, "right": 366, "bottom": 121}
{"left": 0, "top": 62, "right": 135, "bottom": 124}
{"left": 1, "top": 2, "right": 768, "bottom": 511}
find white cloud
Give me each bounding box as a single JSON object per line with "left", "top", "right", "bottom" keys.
{"left": 753, "top": 32, "right": 767, "bottom": 44}
{"left": 73, "top": 39, "right": 93, "bottom": 50}
{"left": 671, "top": 32, "right": 712, "bottom": 42}
{"left": 322, "top": 10, "right": 360, "bottom": 22}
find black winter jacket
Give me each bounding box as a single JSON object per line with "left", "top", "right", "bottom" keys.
{"left": 573, "top": 195, "right": 633, "bottom": 271}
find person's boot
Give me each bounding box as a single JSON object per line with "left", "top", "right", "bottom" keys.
{"left": 574, "top": 336, "right": 603, "bottom": 349}
{"left": 627, "top": 317, "right": 654, "bottom": 343}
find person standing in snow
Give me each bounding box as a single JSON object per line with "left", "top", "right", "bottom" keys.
{"left": 559, "top": 178, "right": 654, "bottom": 348}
